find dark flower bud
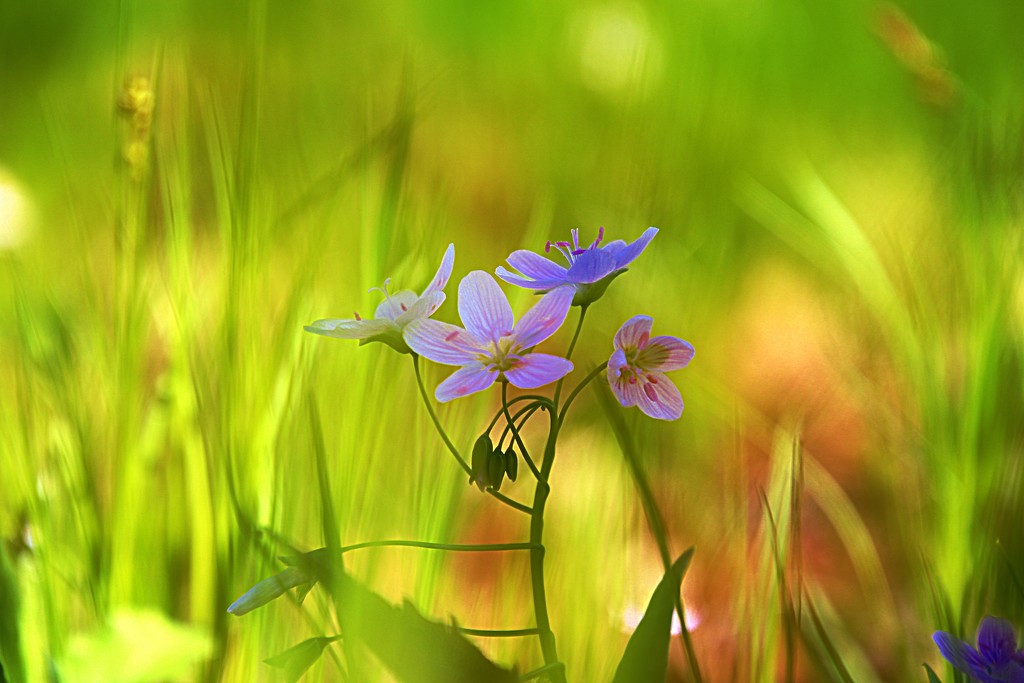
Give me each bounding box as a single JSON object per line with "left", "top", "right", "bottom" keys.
{"left": 488, "top": 449, "right": 507, "bottom": 491}
{"left": 470, "top": 433, "right": 493, "bottom": 491}
{"left": 504, "top": 447, "right": 518, "bottom": 482}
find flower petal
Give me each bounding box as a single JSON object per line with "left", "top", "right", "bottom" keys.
{"left": 374, "top": 290, "right": 420, "bottom": 321}
{"left": 421, "top": 243, "right": 455, "bottom": 298}
{"left": 614, "top": 315, "right": 653, "bottom": 351}
{"left": 435, "top": 363, "right": 498, "bottom": 402}
{"left": 513, "top": 285, "right": 575, "bottom": 348}
{"left": 495, "top": 267, "right": 565, "bottom": 290}
{"left": 979, "top": 617, "right": 1018, "bottom": 666}
{"left": 404, "top": 319, "right": 483, "bottom": 365}
{"left": 565, "top": 248, "right": 618, "bottom": 284}
{"left": 934, "top": 631, "right": 989, "bottom": 677}
{"left": 504, "top": 353, "right": 573, "bottom": 389}
{"left": 305, "top": 317, "right": 396, "bottom": 339}
{"left": 599, "top": 239, "right": 627, "bottom": 258}
{"left": 396, "top": 291, "right": 445, "bottom": 326}
{"left": 458, "top": 271, "right": 514, "bottom": 343}
{"left": 607, "top": 349, "right": 640, "bottom": 408}
{"left": 635, "top": 371, "right": 684, "bottom": 420}
{"left": 505, "top": 249, "right": 568, "bottom": 281}
{"left": 612, "top": 227, "right": 658, "bottom": 269}
{"left": 640, "top": 336, "right": 695, "bottom": 371}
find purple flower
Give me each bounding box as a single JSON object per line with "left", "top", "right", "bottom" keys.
{"left": 495, "top": 227, "right": 658, "bottom": 305}
{"left": 304, "top": 244, "right": 454, "bottom": 353}
{"left": 607, "top": 315, "right": 694, "bottom": 421}
{"left": 404, "top": 271, "right": 575, "bottom": 402}
{"left": 934, "top": 617, "right": 1024, "bottom": 683}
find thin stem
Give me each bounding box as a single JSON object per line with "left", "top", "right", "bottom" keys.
{"left": 499, "top": 404, "right": 543, "bottom": 451}
{"left": 486, "top": 490, "right": 533, "bottom": 515}
{"left": 412, "top": 355, "right": 471, "bottom": 476}
{"left": 455, "top": 627, "right": 541, "bottom": 638}
{"left": 552, "top": 305, "right": 588, "bottom": 408}
{"left": 338, "top": 539, "right": 539, "bottom": 554}
{"left": 557, "top": 361, "right": 608, "bottom": 424}
{"left": 518, "top": 662, "right": 566, "bottom": 682}
{"left": 486, "top": 395, "right": 554, "bottom": 433}
{"left": 503, "top": 381, "right": 543, "bottom": 482}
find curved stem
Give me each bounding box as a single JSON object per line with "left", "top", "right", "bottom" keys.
{"left": 499, "top": 404, "right": 543, "bottom": 451}
{"left": 455, "top": 626, "right": 541, "bottom": 638}
{"left": 519, "top": 662, "right": 566, "bottom": 682}
{"left": 486, "top": 395, "right": 554, "bottom": 433}
{"left": 338, "top": 539, "right": 539, "bottom": 554}
{"left": 552, "top": 305, "right": 588, "bottom": 408}
{"left": 486, "top": 490, "right": 533, "bottom": 515}
{"left": 503, "top": 381, "right": 543, "bottom": 482}
{"left": 557, "top": 361, "right": 608, "bottom": 424}
{"left": 412, "top": 355, "right": 471, "bottom": 477}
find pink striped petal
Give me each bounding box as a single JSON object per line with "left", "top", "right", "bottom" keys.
{"left": 458, "top": 271, "right": 514, "bottom": 343}
{"left": 608, "top": 363, "right": 642, "bottom": 409}
{"left": 374, "top": 290, "right": 420, "bottom": 321}
{"left": 504, "top": 353, "right": 573, "bottom": 389}
{"left": 612, "top": 227, "right": 658, "bottom": 269}
{"left": 614, "top": 315, "right": 653, "bottom": 351}
{"left": 505, "top": 250, "right": 568, "bottom": 281}
{"left": 495, "top": 267, "right": 565, "bottom": 290}
{"left": 640, "top": 336, "right": 695, "bottom": 371}
{"left": 404, "top": 319, "right": 484, "bottom": 365}
{"left": 305, "top": 317, "right": 396, "bottom": 339}
{"left": 513, "top": 286, "right": 575, "bottom": 348}
{"left": 635, "top": 371, "right": 683, "bottom": 420}
{"left": 422, "top": 243, "right": 455, "bottom": 298}
{"left": 436, "top": 363, "right": 498, "bottom": 402}
{"left": 565, "top": 248, "right": 617, "bottom": 284}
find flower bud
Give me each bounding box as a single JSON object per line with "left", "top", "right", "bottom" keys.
{"left": 470, "top": 433, "right": 493, "bottom": 491}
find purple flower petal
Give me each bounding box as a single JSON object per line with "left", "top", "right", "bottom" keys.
{"left": 934, "top": 631, "right": 989, "bottom": 677}
{"left": 404, "top": 319, "right": 484, "bottom": 365}
{"left": 614, "top": 315, "right": 654, "bottom": 351}
{"left": 565, "top": 248, "right": 618, "bottom": 284}
{"left": 599, "top": 239, "right": 628, "bottom": 259}
{"left": 421, "top": 243, "right": 455, "bottom": 298}
{"left": 504, "top": 353, "right": 573, "bottom": 389}
{"left": 612, "top": 227, "right": 658, "bottom": 269}
{"left": 1002, "top": 663, "right": 1024, "bottom": 683}
{"left": 979, "top": 617, "right": 1018, "bottom": 666}
{"left": 495, "top": 267, "right": 565, "bottom": 290}
{"left": 396, "top": 291, "right": 446, "bottom": 326}
{"left": 458, "top": 271, "right": 514, "bottom": 343}
{"left": 374, "top": 290, "right": 420, "bottom": 321}
{"left": 635, "top": 371, "right": 684, "bottom": 420}
{"left": 607, "top": 350, "right": 640, "bottom": 408}
{"left": 512, "top": 286, "right": 575, "bottom": 348}
{"left": 305, "top": 317, "right": 396, "bottom": 339}
{"left": 505, "top": 249, "right": 568, "bottom": 281}
{"left": 435, "top": 363, "right": 498, "bottom": 402}
{"left": 640, "top": 336, "right": 695, "bottom": 371}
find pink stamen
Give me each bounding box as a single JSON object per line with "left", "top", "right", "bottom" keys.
{"left": 354, "top": 311, "right": 362, "bottom": 321}
{"left": 589, "top": 226, "right": 605, "bottom": 249}
{"left": 644, "top": 384, "right": 659, "bottom": 401}
{"left": 545, "top": 241, "right": 553, "bottom": 253}
{"left": 444, "top": 331, "right": 459, "bottom": 342}
{"left": 400, "top": 303, "right": 408, "bottom": 311}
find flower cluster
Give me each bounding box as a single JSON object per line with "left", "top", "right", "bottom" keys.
{"left": 306, "top": 227, "right": 694, "bottom": 419}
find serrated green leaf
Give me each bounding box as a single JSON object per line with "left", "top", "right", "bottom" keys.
{"left": 297, "top": 550, "right": 517, "bottom": 683}
{"left": 611, "top": 548, "right": 694, "bottom": 683}
{"left": 922, "top": 663, "right": 943, "bottom": 683}
{"left": 265, "top": 636, "right": 341, "bottom": 683}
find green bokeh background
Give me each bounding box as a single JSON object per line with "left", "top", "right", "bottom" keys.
{"left": 2, "top": 1, "right": 1023, "bottom": 681}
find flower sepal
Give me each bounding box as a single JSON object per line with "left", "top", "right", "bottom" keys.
{"left": 571, "top": 268, "right": 627, "bottom": 307}
{"left": 357, "top": 328, "right": 413, "bottom": 355}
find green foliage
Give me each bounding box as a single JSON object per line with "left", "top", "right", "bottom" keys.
{"left": 0, "top": 548, "right": 23, "bottom": 683}
{"left": 611, "top": 548, "right": 693, "bottom": 683}
{"left": 264, "top": 636, "right": 341, "bottom": 683}
{"left": 923, "top": 662, "right": 944, "bottom": 683}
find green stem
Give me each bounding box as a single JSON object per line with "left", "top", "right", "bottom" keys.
{"left": 486, "top": 395, "right": 553, "bottom": 433}
{"left": 557, "top": 361, "right": 608, "bottom": 424}
{"left": 338, "top": 539, "right": 539, "bottom": 554}
{"left": 499, "top": 404, "right": 543, "bottom": 451}
{"left": 455, "top": 627, "right": 541, "bottom": 638}
{"left": 412, "top": 355, "right": 470, "bottom": 477}
{"left": 519, "top": 662, "right": 566, "bottom": 682}
{"left": 486, "top": 490, "right": 533, "bottom": 515}
{"left": 528, "top": 409, "right": 565, "bottom": 683}
{"left": 552, "top": 305, "right": 588, "bottom": 408}
{"left": 503, "top": 381, "right": 543, "bottom": 482}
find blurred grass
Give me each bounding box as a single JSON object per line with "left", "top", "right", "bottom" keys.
{"left": 1, "top": 0, "right": 1023, "bottom": 681}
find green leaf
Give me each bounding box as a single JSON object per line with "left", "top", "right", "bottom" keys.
{"left": 265, "top": 636, "right": 341, "bottom": 683}
{"left": 297, "top": 550, "right": 517, "bottom": 683}
{"left": 611, "top": 548, "right": 694, "bottom": 683}
{"left": 0, "top": 547, "right": 24, "bottom": 683}
{"left": 922, "top": 663, "right": 943, "bottom": 683}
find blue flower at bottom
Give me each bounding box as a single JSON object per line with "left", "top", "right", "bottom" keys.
{"left": 934, "top": 617, "right": 1024, "bottom": 683}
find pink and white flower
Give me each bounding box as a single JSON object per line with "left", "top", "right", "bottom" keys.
{"left": 607, "top": 315, "right": 694, "bottom": 420}
{"left": 404, "top": 271, "right": 575, "bottom": 402}
{"left": 304, "top": 244, "right": 454, "bottom": 353}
